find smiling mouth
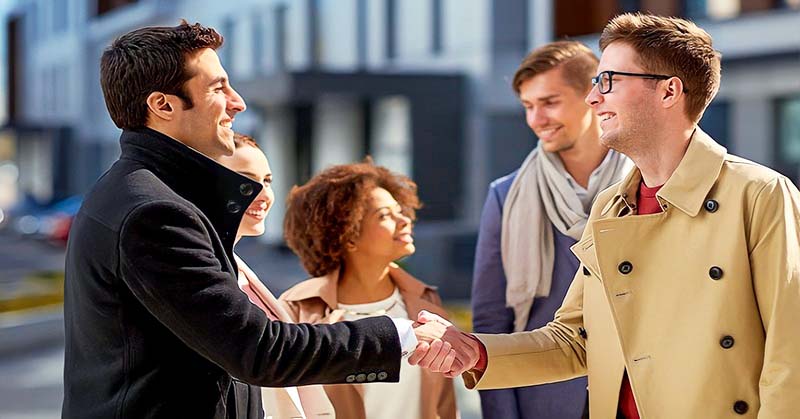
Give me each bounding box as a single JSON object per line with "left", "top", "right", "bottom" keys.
{"left": 395, "top": 233, "right": 414, "bottom": 243}
{"left": 245, "top": 208, "right": 266, "bottom": 220}
{"left": 599, "top": 112, "right": 616, "bottom": 122}
{"left": 220, "top": 120, "right": 233, "bottom": 128}
{"left": 537, "top": 126, "right": 561, "bottom": 139}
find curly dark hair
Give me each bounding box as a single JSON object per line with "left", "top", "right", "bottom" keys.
{"left": 284, "top": 159, "right": 421, "bottom": 277}
{"left": 100, "top": 20, "right": 223, "bottom": 129}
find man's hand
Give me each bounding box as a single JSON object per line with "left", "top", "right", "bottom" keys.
{"left": 408, "top": 310, "right": 481, "bottom": 378}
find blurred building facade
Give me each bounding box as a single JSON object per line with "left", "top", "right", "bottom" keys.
{"left": 2, "top": 0, "right": 799, "bottom": 297}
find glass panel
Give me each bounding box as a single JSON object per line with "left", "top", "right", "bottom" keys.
{"left": 778, "top": 96, "right": 800, "bottom": 165}
{"left": 699, "top": 101, "right": 730, "bottom": 149}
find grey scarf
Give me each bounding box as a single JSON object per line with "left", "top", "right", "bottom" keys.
{"left": 502, "top": 148, "right": 632, "bottom": 332}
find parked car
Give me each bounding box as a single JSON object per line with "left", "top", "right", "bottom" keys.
{"left": 5, "top": 195, "right": 82, "bottom": 245}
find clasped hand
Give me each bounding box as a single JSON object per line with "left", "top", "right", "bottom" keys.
{"left": 408, "top": 310, "right": 481, "bottom": 378}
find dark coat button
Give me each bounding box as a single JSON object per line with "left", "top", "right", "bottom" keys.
{"left": 345, "top": 374, "right": 355, "bottom": 383}
{"left": 578, "top": 327, "right": 588, "bottom": 339}
{"left": 356, "top": 373, "right": 366, "bottom": 382}
{"left": 226, "top": 200, "right": 241, "bottom": 214}
{"left": 733, "top": 400, "right": 749, "bottom": 414}
{"left": 704, "top": 199, "right": 719, "bottom": 213}
{"left": 239, "top": 183, "right": 254, "bottom": 196}
{"left": 367, "top": 372, "right": 377, "bottom": 382}
{"left": 583, "top": 266, "right": 590, "bottom": 276}
{"left": 720, "top": 335, "right": 735, "bottom": 349}
{"left": 709, "top": 266, "right": 724, "bottom": 280}
{"left": 618, "top": 261, "right": 633, "bottom": 275}
{"left": 377, "top": 371, "right": 388, "bottom": 380}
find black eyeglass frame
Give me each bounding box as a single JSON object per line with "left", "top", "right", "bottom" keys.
{"left": 591, "top": 70, "right": 678, "bottom": 94}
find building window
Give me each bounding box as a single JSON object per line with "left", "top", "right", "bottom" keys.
{"left": 54, "top": 0, "right": 69, "bottom": 33}
{"left": 554, "top": 0, "right": 618, "bottom": 38}
{"left": 776, "top": 96, "right": 800, "bottom": 179}
{"left": 699, "top": 101, "right": 730, "bottom": 149}
{"left": 96, "top": 0, "right": 138, "bottom": 17}
{"left": 252, "top": 12, "right": 264, "bottom": 74}
{"left": 431, "top": 0, "right": 443, "bottom": 55}
{"left": 219, "top": 17, "right": 235, "bottom": 72}
{"left": 385, "top": 0, "right": 396, "bottom": 60}
{"left": 357, "top": 0, "right": 368, "bottom": 67}
{"left": 684, "top": 0, "right": 740, "bottom": 20}
{"left": 274, "top": 4, "right": 288, "bottom": 70}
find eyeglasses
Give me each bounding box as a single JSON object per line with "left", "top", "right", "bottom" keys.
{"left": 591, "top": 70, "right": 675, "bottom": 94}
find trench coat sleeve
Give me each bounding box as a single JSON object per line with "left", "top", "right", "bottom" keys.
{"left": 748, "top": 177, "right": 800, "bottom": 418}
{"left": 470, "top": 184, "right": 521, "bottom": 419}
{"left": 464, "top": 270, "right": 587, "bottom": 390}
{"left": 118, "top": 201, "right": 402, "bottom": 387}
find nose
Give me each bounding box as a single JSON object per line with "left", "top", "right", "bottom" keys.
{"left": 227, "top": 86, "right": 247, "bottom": 114}
{"left": 585, "top": 85, "right": 602, "bottom": 108}
{"left": 259, "top": 183, "right": 274, "bottom": 208}
{"left": 527, "top": 106, "right": 548, "bottom": 129}
{"left": 396, "top": 211, "right": 412, "bottom": 227}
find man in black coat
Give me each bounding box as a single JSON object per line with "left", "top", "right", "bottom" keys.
{"left": 62, "top": 22, "right": 455, "bottom": 418}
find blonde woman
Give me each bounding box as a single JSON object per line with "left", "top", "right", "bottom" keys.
{"left": 218, "top": 133, "right": 335, "bottom": 419}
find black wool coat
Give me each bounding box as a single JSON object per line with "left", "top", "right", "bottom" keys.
{"left": 62, "top": 128, "right": 402, "bottom": 418}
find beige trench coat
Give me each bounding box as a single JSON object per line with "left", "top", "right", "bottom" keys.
{"left": 465, "top": 129, "right": 800, "bottom": 418}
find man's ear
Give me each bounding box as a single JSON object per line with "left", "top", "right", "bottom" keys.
{"left": 146, "top": 92, "right": 176, "bottom": 121}
{"left": 661, "top": 77, "right": 685, "bottom": 110}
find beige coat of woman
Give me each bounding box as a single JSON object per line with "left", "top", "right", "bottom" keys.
{"left": 280, "top": 264, "right": 458, "bottom": 419}
{"left": 235, "top": 255, "right": 336, "bottom": 419}
{"left": 465, "top": 130, "right": 800, "bottom": 418}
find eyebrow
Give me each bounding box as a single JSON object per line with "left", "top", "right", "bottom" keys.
{"left": 521, "top": 94, "right": 560, "bottom": 105}
{"left": 237, "top": 170, "right": 270, "bottom": 180}
{"left": 535, "top": 94, "right": 560, "bottom": 102}
{"left": 372, "top": 204, "right": 401, "bottom": 214}
{"left": 208, "top": 76, "right": 227, "bottom": 87}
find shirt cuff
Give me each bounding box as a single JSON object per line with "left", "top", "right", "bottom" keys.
{"left": 390, "top": 317, "right": 418, "bottom": 358}
{"left": 467, "top": 334, "right": 488, "bottom": 372}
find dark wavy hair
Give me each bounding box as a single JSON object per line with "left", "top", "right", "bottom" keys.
{"left": 100, "top": 20, "right": 223, "bottom": 129}
{"left": 284, "top": 158, "right": 421, "bottom": 277}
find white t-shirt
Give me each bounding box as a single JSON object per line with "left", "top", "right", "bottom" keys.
{"left": 339, "top": 288, "right": 423, "bottom": 419}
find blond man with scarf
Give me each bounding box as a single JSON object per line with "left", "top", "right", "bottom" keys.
{"left": 470, "top": 41, "right": 631, "bottom": 419}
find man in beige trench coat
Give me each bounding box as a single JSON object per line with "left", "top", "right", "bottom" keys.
{"left": 409, "top": 12, "right": 800, "bottom": 419}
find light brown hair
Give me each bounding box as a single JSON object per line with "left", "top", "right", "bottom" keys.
{"left": 283, "top": 158, "right": 421, "bottom": 277}
{"left": 599, "top": 13, "right": 721, "bottom": 123}
{"left": 512, "top": 40, "right": 599, "bottom": 95}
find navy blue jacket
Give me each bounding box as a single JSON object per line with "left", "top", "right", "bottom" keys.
{"left": 471, "top": 171, "right": 588, "bottom": 419}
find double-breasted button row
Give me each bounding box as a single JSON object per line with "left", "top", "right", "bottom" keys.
{"left": 720, "top": 335, "right": 735, "bottom": 349}
{"left": 226, "top": 200, "right": 242, "bottom": 214}
{"left": 346, "top": 371, "right": 388, "bottom": 383}
{"left": 704, "top": 199, "right": 719, "bottom": 213}
{"left": 618, "top": 261, "right": 633, "bottom": 275}
{"left": 733, "top": 400, "right": 748, "bottom": 414}
{"left": 239, "top": 183, "right": 254, "bottom": 196}
{"left": 709, "top": 266, "right": 724, "bottom": 280}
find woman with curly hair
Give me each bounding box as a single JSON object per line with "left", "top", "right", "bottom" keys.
{"left": 217, "top": 133, "right": 335, "bottom": 419}
{"left": 279, "top": 160, "right": 458, "bottom": 419}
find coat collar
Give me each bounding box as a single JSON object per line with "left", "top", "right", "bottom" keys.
{"left": 119, "top": 127, "right": 262, "bottom": 258}
{"left": 281, "top": 262, "right": 437, "bottom": 313}
{"left": 602, "top": 128, "right": 727, "bottom": 218}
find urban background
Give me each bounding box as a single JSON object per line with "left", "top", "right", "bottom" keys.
{"left": 0, "top": 0, "right": 798, "bottom": 417}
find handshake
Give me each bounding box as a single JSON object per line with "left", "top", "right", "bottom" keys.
{"left": 408, "top": 311, "right": 485, "bottom": 378}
